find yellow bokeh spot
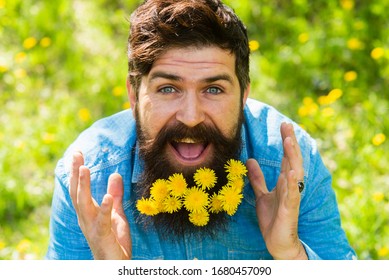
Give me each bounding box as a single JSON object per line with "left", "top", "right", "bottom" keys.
{"left": 112, "top": 86, "right": 124, "bottom": 96}
{"left": 42, "top": 132, "right": 56, "bottom": 144}
{"left": 298, "top": 33, "right": 309, "bottom": 44}
{"left": 354, "top": 187, "right": 363, "bottom": 196}
{"left": 321, "top": 107, "right": 335, "bottom": 118}
{"left": 371, "top": 47, "right": 385, "bottom": 60}
{"left": 23, "top": 37, "right": 37, "bottom": 50}
{"left": 16, "top": 239, "right": 31, "bottom": 253}
{"left": 249, "top": 40, "right": 260, "bottom": 52}
{"left": 0, "top": 0, "right": 5, "bottom": 9}
{"left": 15, "top": 52, "right": 27, "bottom": 64}
{"left": 40, "top": 37, "right": 52, "bottom": 48}
{"left": 372, "top": 133, "right": 386, "bottom": 146}
{"left": 78, "top": 108, "right": 91, "bottom": 122}
{"left": 378, "top": 247, "right": 389, "bottom": 257}
{"left": 0, "top": 240, "right": 5, "bottom": 250}
{"left": 344, "top": 71, "right": 357, "bottom": 82}
{"left": 0, "top": 65, "right": 8, "bottom": 73}
{"left": 14, "top": 68, "right": 27, "bottom": 79}
{"left": 347, "top": 38, "right": 364, "bottom": 50}
{"left": 340, "top": 0, "right": 354, "bottom": 10}
{"left": 372, "top": 192, "right": 385, "bottom": 202}
{"left": 122, "top": 101, "right": 131, "bottom": 110}
{"left": 298, "top": 97, "right": 319, "bottom": 117}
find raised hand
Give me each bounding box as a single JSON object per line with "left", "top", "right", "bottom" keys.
{"left": 246, "top": 123, "right": 307, "bottom": 259}
{"left": 69, "top": 151, "right": 131, "bottom": 259}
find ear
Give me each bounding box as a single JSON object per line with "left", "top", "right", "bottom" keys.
{"left": 127, "top": 78, "right": 137, "bottom": 118}
{"left": 242, "top": 84, "right": 250, "bottom": 108}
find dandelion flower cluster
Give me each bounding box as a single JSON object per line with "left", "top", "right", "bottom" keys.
{"left": 136, "top": 159, "right": 248, "bottom": 227}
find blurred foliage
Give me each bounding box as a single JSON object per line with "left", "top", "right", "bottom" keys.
{"left": 0, "top": 0, "right": 388, "bottom": 259}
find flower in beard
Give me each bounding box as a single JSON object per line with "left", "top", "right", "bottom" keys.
{"left": 193, "top": 167, "right": 217, "bottom": 190}
{"left": 168, "top": 173, "right": 188, "bottom": 197}
{"left": 163, "top": 195, "right": 182, "bottom": 213}
{"left": 219, "top": 185, "right": 243, "bottom": 216}
{"left": 225, "top": 159, "right": 248, "bottom": 180}
{"left": 209, "top": 193, "right": 223, "bottom": 213}
{"left": 150, "top": 179, "right": 169, "bottom": 201}
{"left": 189, "top": 210, "right": 210, "bottom": 227}
{"left": 183, "top": 187, "right": 209, "bottom": 213}
{"left": 136, "top": 197, "right": 159, "bottom": 216}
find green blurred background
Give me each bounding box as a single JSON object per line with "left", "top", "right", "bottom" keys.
{"left": 0, "top": 0, "right": 388, "bottom": 259}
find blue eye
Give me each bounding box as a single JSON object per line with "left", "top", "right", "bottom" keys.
{"left": 206, "top": 87, "right": 222, "bottom": 95}
{"left": 159, "top": 87, "right": 176, "bottom": 94}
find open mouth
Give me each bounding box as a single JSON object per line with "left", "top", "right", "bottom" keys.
{"left": 170, "top": 137, "right": 210, "bottom": 163}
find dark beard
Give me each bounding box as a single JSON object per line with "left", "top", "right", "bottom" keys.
{"left": 134, "top": 111, "right": 244, "bottom": 240}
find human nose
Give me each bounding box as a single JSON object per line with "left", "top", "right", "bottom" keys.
{"left": 175, "top": 93, "right": 205, "bottom": 127}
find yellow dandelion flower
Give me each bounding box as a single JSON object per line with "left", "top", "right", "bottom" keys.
{"left": 209, "top": 193, "right": 223, "bottom": 213}
{"left": 372, "top": 192, "right": 385, "bottom": 202}
{"left": 112, "top": 86, "right": 124, "bottom": 97}
{"left": 378, "top": 247, "right": 389, "bottom": 257}
{"left": 168, "top": 173, "right": 188, "bottom": 197}
{"left": 344, "top": 71, "right": 357, "bottom": 82}
{"left": 193, "top": 167, "right": 217, "bottom": 190}
{"left": 347, "top": 38, "right": 364, "bottom": 50}
{"left": 163, "top": 196, "right": 182, "bottom": 213}
{"left": 321, "top": 107, "right": 335, "bottom": 118}
{"left": 189, "top": 210, "right": 210, "bottom": 226}
{"left": 78, "top": 108, "right": 91, "bottom": 122}
{"left": 16, "top": 239, "right": 31, "bottom": 253}
{"left": 340, "top": 0, "right": 354, "bottom": 10}
{"left": 371, "top": 47, "right": 385, "bottom": 60}
{"left": 136, "top": 198, "right": 159, "bottom": 216}
{"left": 298, "top": 97, "right": 319, "bottom": 117}
{"left": 15, "top": 52, "right": 27, "bottom": 64}
{"left": 219, "top": 185, "right": 243, "bottom": 216}
{"left": 122, "top": 101, "right": 131, "bottom": 110}
{"left": 23, "top": 37, "right": 37, "bottom": 49}
{"left": 150, "top": 179, "right": 169, "bottom": 202}
{"left": 14, "top": 68, "right": 27, "bottom": 79}
{"left": 298, "top": 33, "right": 309, "bottom": 44}
{"left": 225, "top": 159, "right": 247, "bottom": 179}
{"left": 40, "top": 37, "right": 52, "bottom": 48}
{"left": 42, "top": 132, "right": 56, "bottom": 144}
{"left": 0, "top": 64, "right": 8, "bottom": 73}
{"left": 184, "top": 187, "right": 209, "bottom": 212}
{"left": 228, "top": 176, "right": 245, "bottom": 191}
{"left": 372, "top": 133, "right": 386, "bottom": 146}
{"left": 249, "top": 40, "right": 260, "bottom": 52}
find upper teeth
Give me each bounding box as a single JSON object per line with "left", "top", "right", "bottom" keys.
{"left": 179, "top": 138, "right": 196, "bottom": 143}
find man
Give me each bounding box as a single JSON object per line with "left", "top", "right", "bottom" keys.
{"left": 46, "top": 0, "right": 356, "bottom": 260}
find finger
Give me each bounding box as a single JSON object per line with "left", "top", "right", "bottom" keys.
{"left": 69, "top": 151, "right": 84, "bottom": 209}
{"left": 247, "top": 158, "right": 268, "bottom": 198}
{"left": 107, "top": 173, "right": 124, "bottom": 211}
{"left": 96, "top": 194, "right": 114, "bottom": 237}
{"left": 286, "top": 170, "right": 300, "bottom": 210}
{"left": 77, "top": 165, "right": 96, "bottom": 219}
{"left": 281, "top": 124, "right": 304, "bottom": 180}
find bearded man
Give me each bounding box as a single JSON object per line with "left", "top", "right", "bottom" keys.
{"left": 46, "top": 0, "right": 356, "bottom": 260}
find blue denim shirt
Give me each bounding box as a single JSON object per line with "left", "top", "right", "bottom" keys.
{"left": 46, "top": 98, "right": 356, "bottom": 260}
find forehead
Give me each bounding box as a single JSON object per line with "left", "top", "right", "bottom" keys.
{"left": 149, "top": 46, "right": 236, "bottom": 78}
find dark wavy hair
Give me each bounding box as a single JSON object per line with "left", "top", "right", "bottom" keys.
{"left": 128, "top": 0, "right": 250, "bottom": 96}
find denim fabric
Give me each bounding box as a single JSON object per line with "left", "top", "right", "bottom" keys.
{"left": 46, "top": 98, "right": 356, "bottom": 260}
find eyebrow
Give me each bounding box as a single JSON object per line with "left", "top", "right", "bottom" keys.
{"left": 149, "top": 71, "right": 234, "bottom": 85}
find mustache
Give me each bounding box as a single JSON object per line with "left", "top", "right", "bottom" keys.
{"left": 139, "top": 122, "right": 234, "bottom": 156}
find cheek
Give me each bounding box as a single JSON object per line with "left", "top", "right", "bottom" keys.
{"left": 138, "top": 101, "right": 176, "bottom": 139}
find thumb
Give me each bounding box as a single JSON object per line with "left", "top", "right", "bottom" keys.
{"left": 246, "top": 158, "right": 269, "bottom": 199}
